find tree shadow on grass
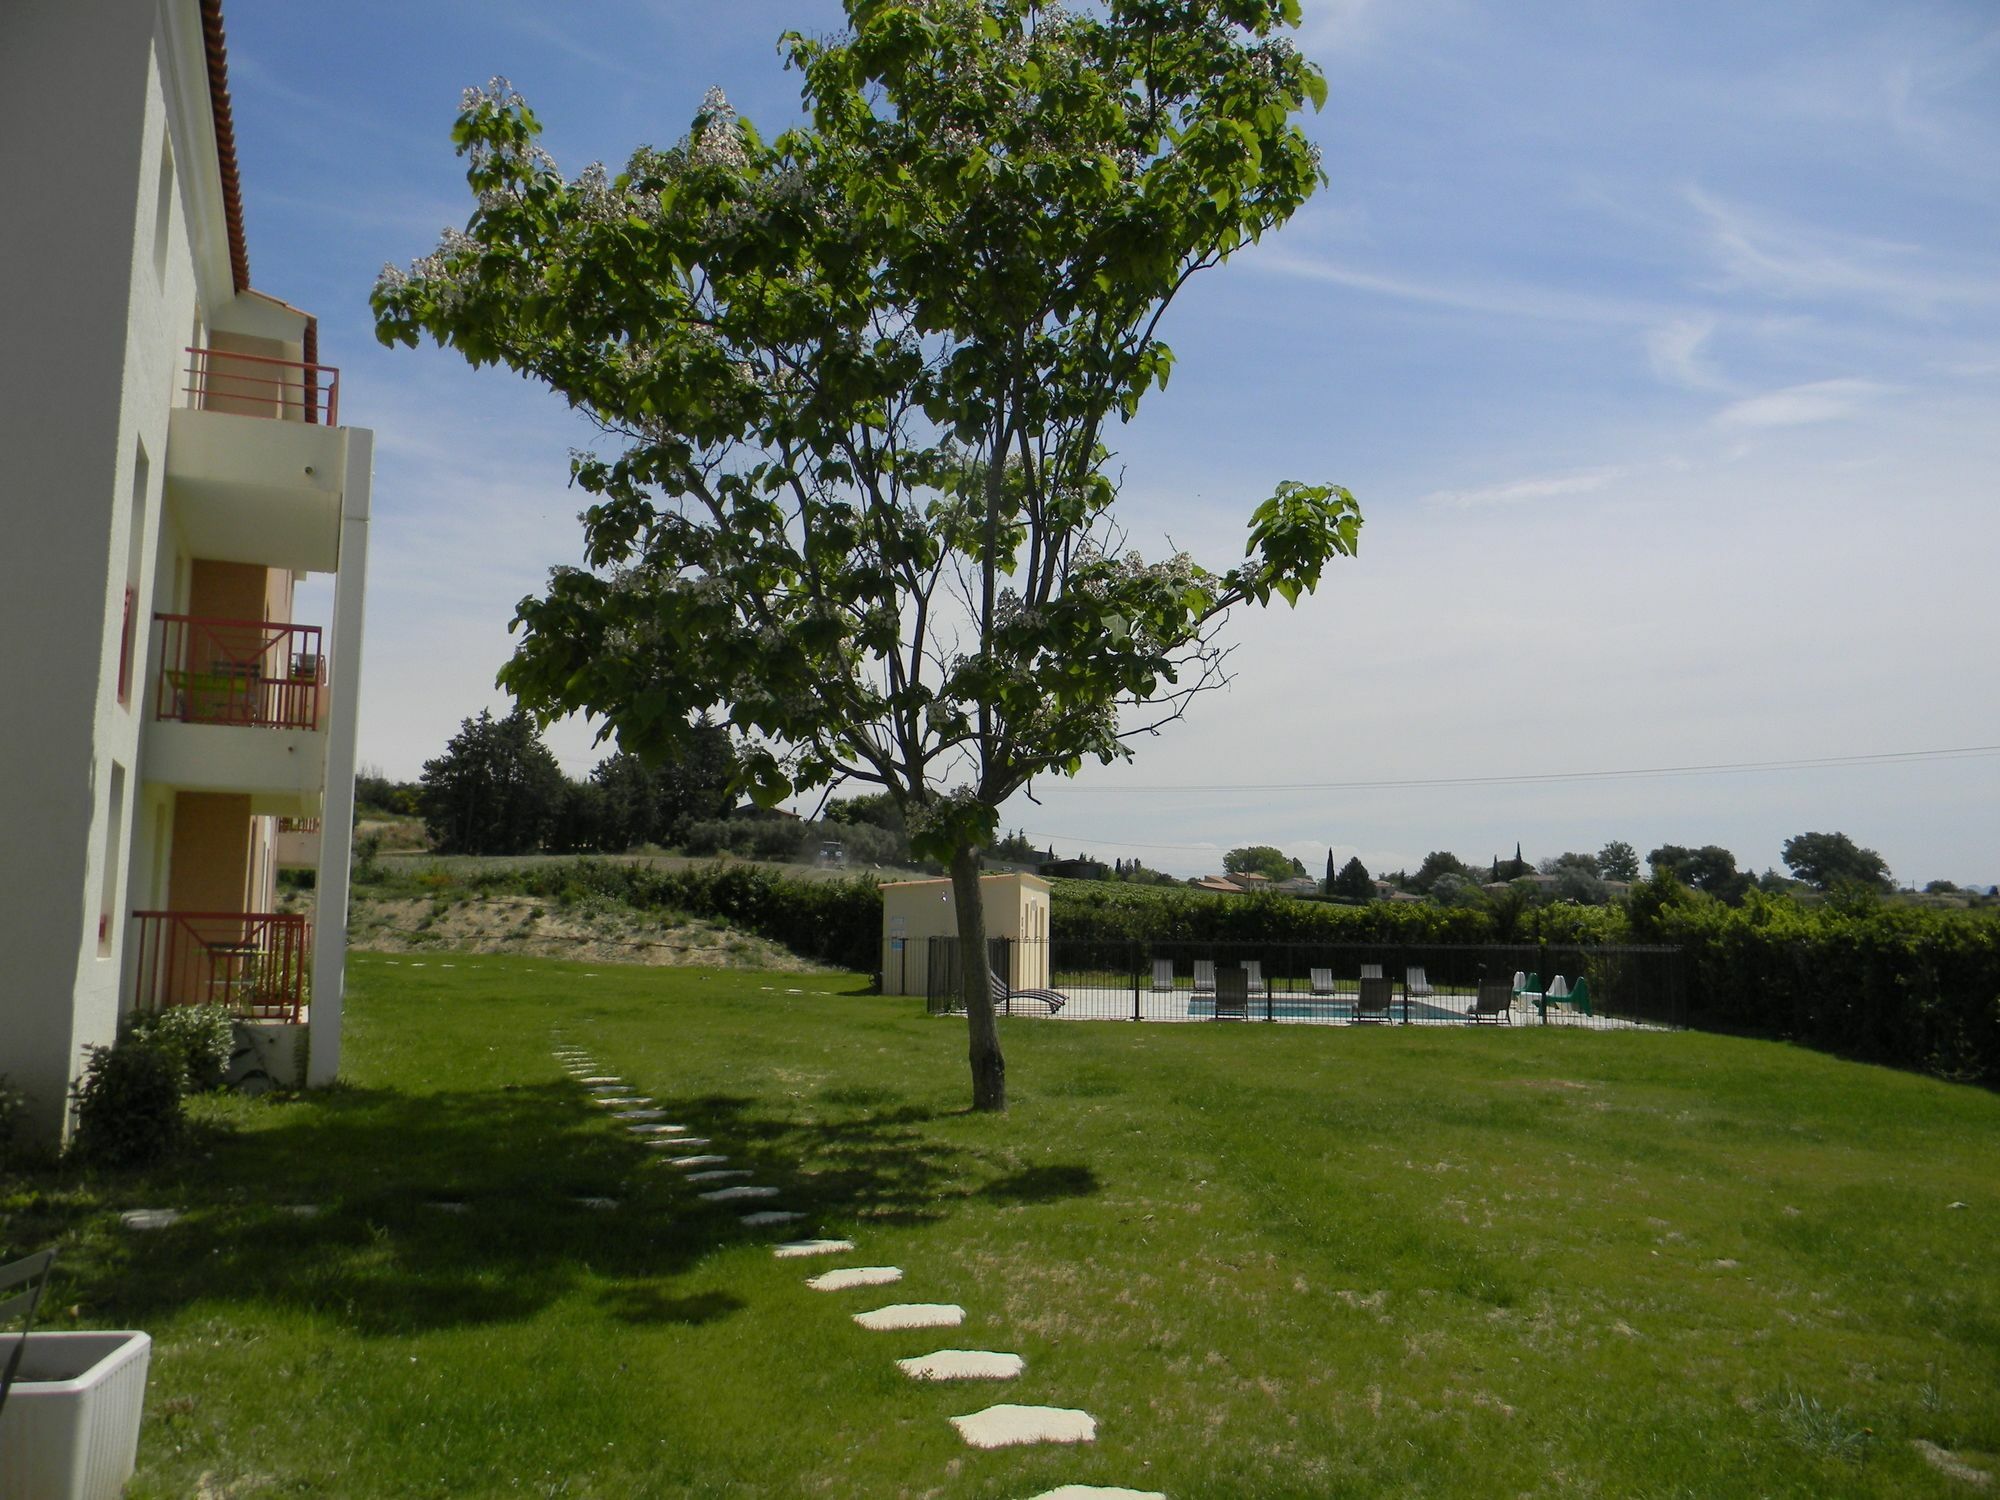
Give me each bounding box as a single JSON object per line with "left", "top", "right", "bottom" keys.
{"left": 9, "top": 1076, "right": 981, "bottom": 1339}
{"left": 978, "top": 1163, "right": 1100, "bottom": 1204}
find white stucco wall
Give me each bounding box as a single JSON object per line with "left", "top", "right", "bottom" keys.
{"left": 0, "top": 5, "right": 210, "bottom": 1144}
{"left": 0, "top": 2, "right": 377, "bottom": 1148}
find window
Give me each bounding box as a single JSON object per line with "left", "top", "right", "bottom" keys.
{"left": 119, "top": 442, "right": 148, "bottom": 706}
{"left": 152, "top": 138, "right": 175, "bottom": 282}
{"left": 97, "top": 764, "right": 127, "bottom": 957}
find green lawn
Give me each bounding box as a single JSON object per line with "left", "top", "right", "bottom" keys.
{"left": 5, "top": 956, "right": 1998, "bottom": 1497}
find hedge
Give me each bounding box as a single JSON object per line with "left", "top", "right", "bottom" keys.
{"left": 484, "top": 861, "right": 1999, "bottom": 1086}
{"left": 1630, "top": 889, "right": 2000, "bottom": 1085}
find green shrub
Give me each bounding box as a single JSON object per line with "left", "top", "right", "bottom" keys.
{"left": 69, "top": 1035, "right": 187, "bottom": 1168}
{"left": 0, "top": 1072, "right": 28, "bottom": 1168}
{"left": 127, "top": 1004, "right": 236, "bottom": 1093}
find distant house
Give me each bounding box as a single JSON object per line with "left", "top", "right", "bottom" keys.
{"left": 1043, "top": 857, "right": 1109, "bottom": 881}
{"left": 1192, "top": 877, "right": 1247, "bottom": 895}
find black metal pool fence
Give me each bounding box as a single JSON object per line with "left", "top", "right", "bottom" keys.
{"left": 924, "top": 936, "right": 1687, "bottom": 1030}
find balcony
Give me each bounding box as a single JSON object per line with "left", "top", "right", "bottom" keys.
{"left": 184, "top": 345, "right": 339, "bottom": 425}
{"left": 142, "top": 615, "right": 329, "bottom": 812}
{"left": 130, "top": 910, "right": 311, "bottom": 1023}
{"left": 154, "top": 615, "right": 325, "bottom": 730}
{"left": 274, "top": 816, "right": 322, "bottom": 868}
{"left": 165, "top": 347, "right": 348, "bottom": 573}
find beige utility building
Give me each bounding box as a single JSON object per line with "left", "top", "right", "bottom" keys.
{"left": 0, "top": 0, "right": 373, "bottom": 1144}
{"left": 880, "top": 873, "right": 1052, "bottom": 998}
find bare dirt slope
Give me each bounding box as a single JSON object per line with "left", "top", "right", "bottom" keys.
{"left": 292, "top": 889, "right": 828, "bottom": 972}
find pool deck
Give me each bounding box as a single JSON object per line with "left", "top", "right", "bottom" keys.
{"left": 1000, "top": 986, "right": 1664, "bottom": 1029}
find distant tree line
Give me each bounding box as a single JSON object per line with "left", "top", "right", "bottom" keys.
{"left": 389, "top": 706, "right": 916, "bottom": 866}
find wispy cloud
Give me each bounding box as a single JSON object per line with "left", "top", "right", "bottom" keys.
{"left": 1420, "top": 467, "right": 1625, "bottom": 510}
{"left": 1687, "top": 186, "right": 2000, "bottom": 316}
{"left": 1714, "top": 378, "right": 1893, "bottom": 429}
{"left": 1645, "top": 314, "right": 1730, "bottom": 391}
{"left": 1251, "top": 247, "right": 1664, "bottom": 328}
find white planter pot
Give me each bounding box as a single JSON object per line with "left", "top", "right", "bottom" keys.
{"left": 0, "top": 1331, "right": 152, "bottom": 1500}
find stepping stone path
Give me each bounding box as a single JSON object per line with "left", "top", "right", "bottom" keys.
{"left": 646, "top": 1137, "right": 712, "bottom": 1150}
{"left": 615, "top": 1109, "right": 667, "bottom": 1121}
{"left": 698, "top": 1185, "right": 779, "bottom": 1202}
{"left": 949, "top": 1405, "right": 1096, "bottom": 1449}
{"left": 807, "top": 1266, "right": 903, "bottom": 1292}
{"left": 687, "top": 1169, "right": 752, "bottom": 1182}
{"left": 742, "top": 1211, "right": 806, "bottom": 1226}
{"left": 120, "top": 1209, "right": 181, "bottom": 1231}
{"left": 774, "top": 1240, "right": 854, "bottom": 1259}
{"left": 629, "top": 1124, "right": 687, "bottom": 1136}
{"left": 899, "top": 1350, "right": 1024, "bottom": 1382}
{"left": 667, "top": 1154, "right": 728, "bottom": 1168}
{"left": 854, "top": 1304, "right": 964, "bottom": 1331}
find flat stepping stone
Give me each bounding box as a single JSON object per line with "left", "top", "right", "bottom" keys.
{"left": 899, "top": 1350, "right": 1024, "bottom": 1381}
{"left": 592, "top": 1096, "right": 643, "bottom": 1107}
{"left": 629, "top": 1124, "right": 688, "bottom": 1135}
{"left": 854, "top": 1303, "right": 964, "bottom": 1331}
{"left": 1027, "top": 1488, "right": 1166, "bottom": 1500}
{"left": 578, "top": 1076, "right": 621, "bottom": 1085}
{"left": 614, "top": 1109, "right": 667, "bottom": 1120}
{"left": 698, "top": 1185, "right": 779, "bottom": 1202}
{"left": 646, "top": 1137, "right": 711, "bottom": 1150}
{"left": 666, "top": 1154, "right": 728, "bottom": 1168}
{"left": 687, "top": 1169, "right": 753, "bottom": 1182}
{"left": 425, "top": 1201, "right": 472, "bottom": 1215}
{"left": 949, "top": 1405, "right": 1096, "bottom": 1449}
{"left": 120, "top": 1209, "right": 181, "bottom": 1231}
{"left": 280, "top": 1204, "right": 322, "bottom": 1219}
{"left": 741, "top": 1211, "right": 806, "bottom": 1226}
{"left": 807, "top": 1266, "right": 903, "bottom": 1292}
{"left": 774, "top": 1239, "right": 854, "bottom": 1259}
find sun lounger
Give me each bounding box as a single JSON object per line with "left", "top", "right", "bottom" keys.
{"left": 1360, "top": 962, "right": 1383, "bottom": 981}
{"left": 1152, "top": 958, "right": 1176, "bottom": 992}
{"left": 1567, "top": 976, "right": 1593, "bottom": 1017}
{"left": 1193, "top": 959, "right": 1216, "bottom": 995}
{"left": 1405, "top": 966, "right": 1432, "bottom": 997}
{"left": 1212, "top": 967, "right": 1250, "bottom": 1020}
{"left": 1354, "top": 976, "right": 1393, "bottom": 1023}
{"left": 1547, "top": 975, "right": 1570, "bottom": 1000}
{"left": 1309, "top": 967, "right": 1336, "bottom": 998}
{"left": 1242, "top": 960, "right": 1268, "bottom": 997}
{"left": 989, "top": 968, "right": 1065, "bottom": 1014}
{"left": 1470, "top": 981, "right": 1514, "bottom": 1023}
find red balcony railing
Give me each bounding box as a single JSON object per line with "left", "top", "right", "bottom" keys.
{"left": 154, "top": 614, "right": 325, "bottom": 730}
{"left": 184, "top": 345, "right": 339, "bottom": 425}
{"left": 130, "top": 910, "right": 312, "bottom": 1022}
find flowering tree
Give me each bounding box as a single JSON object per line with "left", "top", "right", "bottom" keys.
{"left": 374, "top": 0, "right": 1361, "bottom": 1111}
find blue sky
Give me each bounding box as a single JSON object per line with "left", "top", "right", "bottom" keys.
{"left": 237, "top": 1, "right": 2000, "bottom": 886}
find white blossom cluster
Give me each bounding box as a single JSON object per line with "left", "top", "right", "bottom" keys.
{"left": 375, "top": 226, "right": 480, "bottom": 306}
{"left": 690, "top": 85, "right": 749, "bottom": 171}
{"left": 460, "top": 75, "right": 523, "bottom": 114}
{"left": 572, "top": 161, "right": 619, "bottom": 223}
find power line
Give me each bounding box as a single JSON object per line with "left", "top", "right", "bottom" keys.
{"left": 1026, "top": 743, "right": 2000, "bottom": 796}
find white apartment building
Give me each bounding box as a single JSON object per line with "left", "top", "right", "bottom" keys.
{"left": 0, "top": 0, "right": 372, "bottom": 1146}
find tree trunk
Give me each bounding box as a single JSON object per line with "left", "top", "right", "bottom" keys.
{"left": 950, "top": 843, "right": 1006, "bottom": 1112}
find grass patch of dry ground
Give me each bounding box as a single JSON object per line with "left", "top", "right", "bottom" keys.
{"left": 4, "top": 956, "right": 1998, "bottom": 1497}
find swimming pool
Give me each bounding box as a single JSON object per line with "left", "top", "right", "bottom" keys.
{"left": 1184, "top": 995, "right": 1473, "bottom": 1023}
